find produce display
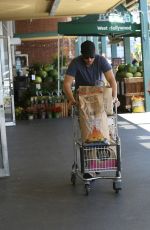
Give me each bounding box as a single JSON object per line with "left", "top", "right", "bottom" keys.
{"left": 28, "top": 55, "right": 66, "bottom": 93}
{"left": 115, "top": 62, "right": 143, "bottom": 81}
{"left": 14, "top": 56, "right": 68, "bottom": 120}
{"left": 116, "top": 61, "right": 144, "bottom": 113}
{"left": 28, "top": 63, "right": 60, "bottom": 92}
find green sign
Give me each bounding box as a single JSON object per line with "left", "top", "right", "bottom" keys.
{"left": 58, "top": 20, "right": 141, "bottom": 37}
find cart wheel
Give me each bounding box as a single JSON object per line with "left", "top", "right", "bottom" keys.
{"left": 85, "top": 184, "right": 90, "bottom": 196}
{"left": 71, "top": 173, "right": 76, "bottom": 186}
{"left": 113, "top": 180, "right": 122, "bottom": 193}
{"left": 72, "top": 162, "right": 75, "bottom": 170}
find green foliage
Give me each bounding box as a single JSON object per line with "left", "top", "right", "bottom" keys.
{"left": 15, "top": 106, "right": 24, "bottom": 119}
{"left": 43, "top": 64, "right": 53, "bottom": 72}
{"left": 52, "top": 55, "right": 66, "bottom": 70}
{"left": 118, "top": 64, "right": 126, "bottom": 71}
{"left": 18, "top": 87, "right": 34, "bottom": 107}
{"left": 27, "top": 63, "right": 43, "bottom": 75}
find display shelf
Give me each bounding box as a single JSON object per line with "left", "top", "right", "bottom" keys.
{"left": 117, "top": 77, "right": 144, "bottom": 112}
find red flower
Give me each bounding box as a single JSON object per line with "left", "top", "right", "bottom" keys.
{"left": 51, "top": 106, "right": 62, "bottom": 113}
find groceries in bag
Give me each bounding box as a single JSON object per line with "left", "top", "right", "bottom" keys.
{"left": 78, "top": 86, "right": 110, "bottom": 143}
{"left": 103, "top": 87, "right": 113, "bottom": 115}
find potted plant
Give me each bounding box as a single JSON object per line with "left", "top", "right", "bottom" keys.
{"left": 26, "top": 106, "right": 37, "bottom": 120}
{"left": 15, "top": 106, "right": 24, "bottom": 120}
{"left": 51, "top": 105, "right": 62, "bottom": 118}
{"left": 46, "top": 106, "right": 53, "bottom": 119}
{"left": 37, "top": 103, "right": 46, "bottom": 119}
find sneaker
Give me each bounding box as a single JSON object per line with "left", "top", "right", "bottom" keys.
{"left": 95, "top": 172, "right": 101, "bottom": 175}
{"left": 83, "top": 172, "right": 96, "bottom": 179}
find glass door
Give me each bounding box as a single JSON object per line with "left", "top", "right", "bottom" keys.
{"left": 0, "top": 36, "right": 15, "bottom": 126}
{"left": 0, "top": 36, "right": 10, "bottom": 176}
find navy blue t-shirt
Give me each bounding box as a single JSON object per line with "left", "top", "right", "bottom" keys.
{"left": 66, "top": 55, "right": 112, "bottom": 89}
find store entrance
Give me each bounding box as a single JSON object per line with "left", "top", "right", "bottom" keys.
{"left": 0, "top": 36, "right": 10, "bottom": 177}
{"left": 0, "top": 36, "right": 15, "bottom": 126}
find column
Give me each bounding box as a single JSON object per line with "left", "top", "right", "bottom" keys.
{"left": 124, "top": 37, "right": 131, "bottom": 64}
{"left": 101, "top": 36, "right": 107, "bottom": 56}
{"left": 139, "top": 0, "right": 150, "bottom": 111}
{"left": 111, "top": 44, "right": 117, "bottom": 58}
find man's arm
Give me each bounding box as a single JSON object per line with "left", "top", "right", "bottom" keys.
{"left": 63, "top": 75, "right": 76, "bottom": 108}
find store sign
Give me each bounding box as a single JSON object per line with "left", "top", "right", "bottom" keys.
{"left": 97, "top": 11, "right": 131, "bottom": 23}
{"left": 58, "top": 13, "right": 141, "bottom": 36}
{"left": 97, "top": 24, "right": 132, "bottom": 33}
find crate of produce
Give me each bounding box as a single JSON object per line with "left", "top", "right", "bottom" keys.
{"left": 117, "top": 77, "right": 144, "bottom": 112}
{"left": 117, "top": 77, "right": 144, "bottom": 95}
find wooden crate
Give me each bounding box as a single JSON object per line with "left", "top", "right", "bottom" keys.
{"left": 117, "top": 77, "right": 144, "bottom": 112}
{"left": 55, "top": 102, "right": 68, "bottom": 117}
{"left": 117, "top": 77, "right": 144, "bottom": 95}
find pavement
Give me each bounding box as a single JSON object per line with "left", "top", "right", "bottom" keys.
{"left": 119, "top": 112, "right": 150, "bottom": 132}
{"left": 0, "top": 114, "right": 150, "bottom": 230}
{"left": 118, "top": 112, "right": 150, "bottom": 151}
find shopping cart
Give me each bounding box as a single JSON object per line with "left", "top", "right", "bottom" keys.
{"left": 71, "top": 104, "right": 122, "bottom": 195}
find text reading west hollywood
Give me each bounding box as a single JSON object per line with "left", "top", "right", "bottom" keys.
{"left": 97, "top": 25, "right": 132, "bottom": 31}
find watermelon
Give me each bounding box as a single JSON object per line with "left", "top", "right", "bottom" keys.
{"left": 35, "top": 76, "right": 42, "bottom": 83}
{"left": 133, "top": 72, "right": 142, "bottom": 77}
{"left": 125, "top": 72, "right": 133, "bottom": 78}
{"left": 48, "top": 69, "right": 58, "bottom": 80}
{"left": 39, "top": 70, "right": 47, "bottom": 78}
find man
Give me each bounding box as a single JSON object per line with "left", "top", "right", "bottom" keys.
{"left": 63, "top": 40, "right": 118, "bottom": 108}
{"left": 63, "top": 40, "right": 118, "bottom": 179}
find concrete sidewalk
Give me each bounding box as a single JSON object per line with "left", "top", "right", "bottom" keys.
{"left": 119, "top": 112, "right": 150, "bottom": 132}
{"left": 0, "top": 116, "right": 150, "bottom": 230}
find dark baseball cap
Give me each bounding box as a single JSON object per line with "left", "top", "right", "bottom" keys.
{"left": 81, "top": 40, "right": 95, "bottom": 58}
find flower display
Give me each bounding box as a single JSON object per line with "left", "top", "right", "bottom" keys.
{"left": 50, "top": 105, "right": 62, "bottom": 113}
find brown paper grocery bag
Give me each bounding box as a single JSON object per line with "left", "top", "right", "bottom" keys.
{"left": 103, "top": 87, "right": 113, "bottom": 115}
{"left": 78, "top": 86, "right": 110, "bottom": 143}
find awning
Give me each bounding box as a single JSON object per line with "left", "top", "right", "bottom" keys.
{"left": 58, "top": 14, "right": 141, "bottom": 37}
{"left": 14, "top": 31, "right": 76, "bottom": 41}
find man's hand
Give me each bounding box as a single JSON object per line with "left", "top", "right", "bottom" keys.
{"left": 113, "top": 97, "right": 120, "bottom": 107}
{"left": 68, "top": 99, "right": 76, "bottom": 110}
